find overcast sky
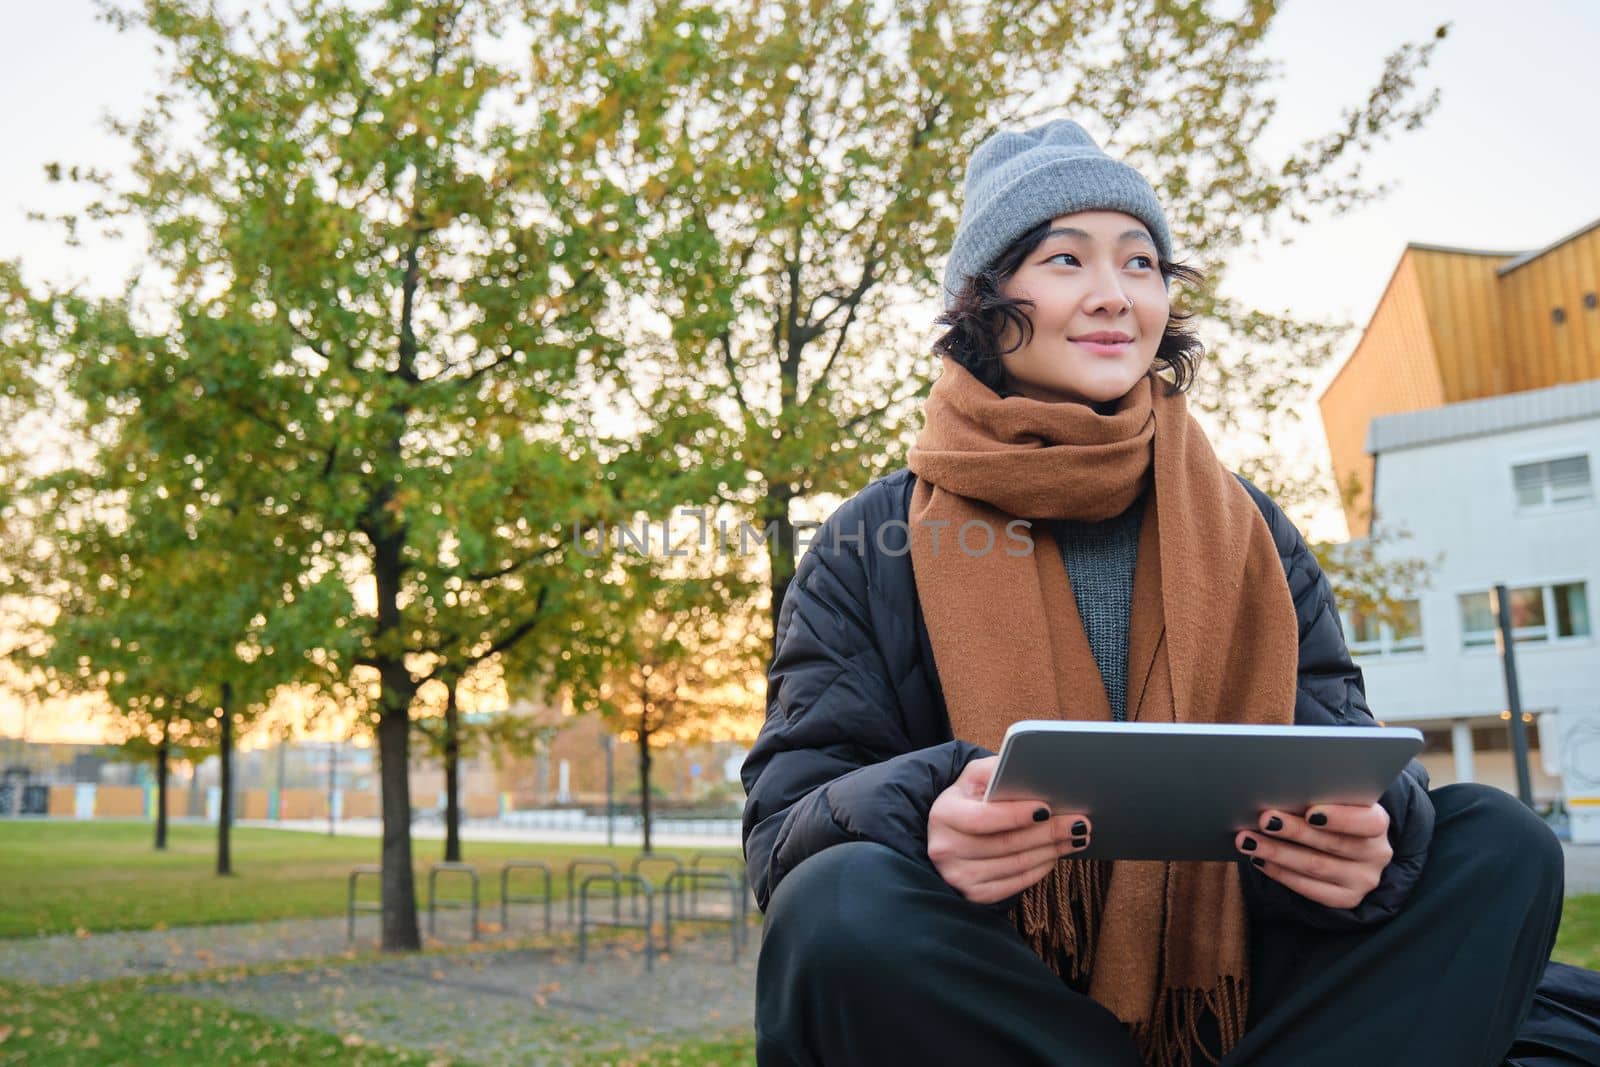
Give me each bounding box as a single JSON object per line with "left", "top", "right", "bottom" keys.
{"left": 3, "top": 1, "right": 1597, "bottom": 742}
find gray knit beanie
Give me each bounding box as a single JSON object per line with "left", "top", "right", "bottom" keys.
{"left": 941, "top": 119, "right": 1173, "bottom": 310}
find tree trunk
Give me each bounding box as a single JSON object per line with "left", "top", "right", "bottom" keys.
{"left": 443, "top": 680, "right": 461, "bottom": 864}
{"left": 373, "top": 241, "right": 421, "bottom": 950}
{"left": 371, "top": 499, "right": 421, "bottom": 952}
{"left": 638, "top": 720, "right": 652, "bottom": 855}
{"left": 763, "top": 482, "right": 797, "bottom": 662}
{"left": 154, "top": 729, "right": 169, "bottom": 851}
{"left": 217, "top": 684, "right": 233, "bottom": 876}
{"left": 376, "top": 700, "right": 420, "bottom": 950}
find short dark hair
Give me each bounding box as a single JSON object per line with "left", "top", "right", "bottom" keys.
{"left": 932, "top": 219, "right": 1205, "bottom": 395}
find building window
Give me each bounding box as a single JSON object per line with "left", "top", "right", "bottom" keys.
{"left": 1389, "top": 599, "right": 1424, "bottom": 653}
{"left": 1459, "top": 582, "right": 1592, "bottom": 648}
{"left": 1418, "top": 718, "right": 1543, "bottom": 755}
{"left": 1513, "top": 454, "right": 1593, "bottom": 512}
{"left": 1341, "top": 599, "right": 1424, "bottom": 656}
{"left": 1555, "top": 581, "right": 1593, "bottom": 640}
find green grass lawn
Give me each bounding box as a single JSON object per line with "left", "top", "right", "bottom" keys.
{"left": 0, "top": 820, "right": 742, "bottom": 939}
{"left": 0, "top": 980, "right": 430, "bottom": 1065}
{"left": 1556, "top": 893, "right": 1600, "bottom": 970}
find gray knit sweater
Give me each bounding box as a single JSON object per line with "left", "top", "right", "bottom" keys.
{"left": 1052, "top": 494, "right": 1145, "bottom": 721}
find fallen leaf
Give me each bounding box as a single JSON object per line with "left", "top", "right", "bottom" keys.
{"left": 0, "top": 1025, "right": 12, "bottom": 1044}
{"left": 74, "top": 927, "right": 90, "bottom": 940}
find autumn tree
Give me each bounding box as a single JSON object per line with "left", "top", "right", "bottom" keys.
{"left": 0, "top": 398, "right": 318, "bottom": 870}
{"left": 411, "top": 671, "right": 507, "bottom": 864}
{"left": 539, "top": 0, "right": 1448, "bottom": 646}
{"left": 568, "top": 536, "right": 764, "bottom": 851}
{"left": 6, "top": 0, "right": 641, "bottom": 950}
{"left": 114, "top": 701, "right": 210, "bottom": 851}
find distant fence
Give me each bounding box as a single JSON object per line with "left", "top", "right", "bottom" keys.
{"left": 1, "top": 786, "right": 742, "bottom": 835}
{"left": 497, "top": 807, "right": 742, "bottom": 838}
{"left": 0, "top": 783, "right": 388, "bottom": 821}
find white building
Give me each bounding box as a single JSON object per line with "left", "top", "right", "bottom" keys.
{"left": 1347, "top": 379, "right": 1599, "bottom": 807}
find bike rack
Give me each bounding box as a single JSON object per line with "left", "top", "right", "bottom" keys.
{"left": 664, "top": 869, "right": 741, "bottom": 962}
{"left": 565, "top": 857, "right": 621, "bottom": 924}
{"left": 629, "top": 852, "right": 685, "bottom": 917}
{"left": 578, "top": 872, "right": 655, "bottom": 972}
{"left": 427, "top": 862, "right": 480, "bottom": 941}
{"left": 346, "top": 864, "right": 383, "bottom": 941}
{"left": 687, "top": 852, "right": 751, "bottom": 938}
{"left": 499, "top": 859, "right": 553, "bottom": 935}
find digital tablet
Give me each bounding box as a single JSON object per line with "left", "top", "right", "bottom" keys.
{"left": 982, "top": 720, "right": 1424, "bottom": 861}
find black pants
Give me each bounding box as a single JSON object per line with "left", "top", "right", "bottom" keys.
{"left": 756, "top": 784, "right": 1565, "bottom": 1066}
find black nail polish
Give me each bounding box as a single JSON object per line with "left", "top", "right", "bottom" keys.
{"left": 1033, "top": 807, "right": 1050, "bottom": 822}
{"left": 1309, "top": 812, "right": 1328, "bottom": 827}
{"left": 1072, "top": 820, "right": 1088, "bottom": 836}
{"left": 1239, "top": 836, "right": 1257, "bottom": 852}
{"left": 1265, "top": 816, "right": 1283, "bottom": 832}
{"left": 1251, "top": 857, "right": 1266, "bottom": 869}
{"left": 1071, "top": 836, "right": 1087, "bottom": 848}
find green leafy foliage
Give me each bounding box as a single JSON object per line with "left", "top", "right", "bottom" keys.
{"left": 2, "top": 0, "right": 659, "bottom": 950}
{"left": 538, "top": 0, "right": 1449, "bottom": 631}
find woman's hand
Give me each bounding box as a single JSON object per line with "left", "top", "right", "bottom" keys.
{"left": 927, "top": 755, "right": 1091, "bottom": 905}
{"left": 1236, "top": 803, "right": 1392, "bottom": 909}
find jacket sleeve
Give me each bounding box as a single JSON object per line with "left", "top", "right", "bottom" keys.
{"left": 1241, "top": 486, "right": 1435, "bottom": 931}
{"left": 740, "top": 494, "right": 989, "bottom": 913}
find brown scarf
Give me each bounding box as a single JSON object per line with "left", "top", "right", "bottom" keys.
{"left": 906, "top": 355, "right": 1299, "bottom": 1066}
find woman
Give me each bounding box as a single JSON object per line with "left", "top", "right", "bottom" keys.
{"left": 740, "top": 120, "right": 1567, "bottom": 1066}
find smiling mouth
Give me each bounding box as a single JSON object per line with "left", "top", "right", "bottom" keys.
{"left": 1070, "top": 337, "right": 1133, "bottom": 355}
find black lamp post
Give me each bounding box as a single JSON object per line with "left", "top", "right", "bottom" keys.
{"left": 1492, "top": 583, "right": 1536, "bottom": 809}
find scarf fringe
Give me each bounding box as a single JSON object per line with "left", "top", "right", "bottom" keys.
{"left": 1015, "top": 857, "right": 1109, "bottom": 983}
{"left": 1013, "top": 860, "right": 1249, "bottom": 1067}
{"left": 1126, "top": 975, "right": 1249, "bottom": 1067}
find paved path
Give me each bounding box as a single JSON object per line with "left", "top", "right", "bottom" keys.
{"left": 1564, "top": 843, "right": 1600, "bottom": 894}
{"left": 160, "top": 928, "right": 757, "bottom": 1065}
{"left": 0, "top": 891, "right": 755, "bottom": 989}
{"left": 0, "top": 916, "right": 369, "bottom": 987}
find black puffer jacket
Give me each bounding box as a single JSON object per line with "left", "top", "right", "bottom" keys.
{"left": 741, "top": 466, "right": 1435, "bottom": 930}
